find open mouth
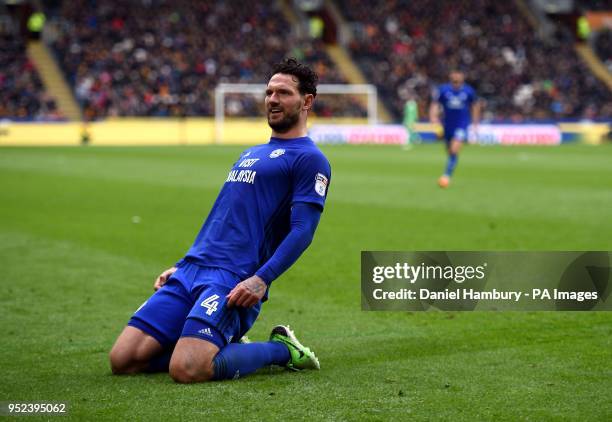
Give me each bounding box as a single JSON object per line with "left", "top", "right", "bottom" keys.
{"left": 269, "top": 108, "right": 283, "bottom": 116}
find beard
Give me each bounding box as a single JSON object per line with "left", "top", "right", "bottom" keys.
{"left": 267, "top": 105, "right": 300, "bottom": 133}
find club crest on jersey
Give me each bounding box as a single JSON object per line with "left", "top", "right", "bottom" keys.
{"left": 269, "top": 149, "right": 285, "bottom": 158}
{"left": 315, "top": 173, "right": 328, "bottom": 197}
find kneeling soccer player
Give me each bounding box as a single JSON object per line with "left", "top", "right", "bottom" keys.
{"left": 109, "top": 58, "right": 331, "bottom": 383}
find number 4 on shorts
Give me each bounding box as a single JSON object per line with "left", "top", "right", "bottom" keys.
{"left": 201, "top": 294, "right": 220, "bottom": 316}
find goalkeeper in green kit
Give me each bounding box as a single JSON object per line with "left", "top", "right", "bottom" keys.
{"left": 403, "top": 91, "right": 420, "bottom": 146}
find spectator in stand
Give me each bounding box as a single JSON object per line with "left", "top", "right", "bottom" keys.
{"left": 0, "top": 36, "right": 63, "bottom": 121}
{"left": 594, "top": 29, "right": 611, "bottom": 72}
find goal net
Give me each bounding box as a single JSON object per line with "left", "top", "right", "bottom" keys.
{"left": 214, "top": 83, "right": 378, "bottom": 143}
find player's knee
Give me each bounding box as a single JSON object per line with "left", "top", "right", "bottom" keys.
{"left": 109, "top": 344, "right": 150, "bottom": 375}
{"left": 169, "top": 354, "right": 215, "bottom": 383}
{"left": 109, "top": 347, "right": 132, "bottom": 374}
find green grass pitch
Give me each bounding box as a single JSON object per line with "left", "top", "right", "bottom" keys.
{"left": 1, "top": 143, "right": 611, "bottom": 420}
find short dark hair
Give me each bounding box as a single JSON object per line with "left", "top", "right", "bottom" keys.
{"left": 270, "top": 58, "right": 318, "bottom": 97}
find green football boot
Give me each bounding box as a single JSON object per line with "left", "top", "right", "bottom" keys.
{"left": 269, "top": 325, "right": 320, "bottom": 371}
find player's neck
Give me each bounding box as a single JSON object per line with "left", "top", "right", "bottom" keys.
{"left": 271, "top": 123, "right": 308, "bottom": 139}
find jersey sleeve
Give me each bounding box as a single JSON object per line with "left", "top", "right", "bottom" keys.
{"left": 291, "top": 151, "right": 331, "bottom": 211}
{"left": 255, "top": 202, "right": 322, "bottom": 285}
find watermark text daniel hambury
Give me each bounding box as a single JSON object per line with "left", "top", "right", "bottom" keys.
{"left": 373, "top": 288, "right": 523, "bottom": 301}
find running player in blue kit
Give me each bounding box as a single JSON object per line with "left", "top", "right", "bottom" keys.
{"left": 429, "top": 70, "right": 481, "bottom": 188}
{"left": 109, "top": 58, "right": 331, "bottom": 383}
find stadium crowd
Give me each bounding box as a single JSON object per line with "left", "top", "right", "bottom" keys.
{"left": 4, "top": 0, "right": 610, "bottom": 121}
{"left": 0, "top": 35, "right": 63, "bottom": 121}
{"left": 337, "top": 0, "right": 612, "bottom": 120}
{"left": 48, "top": 0, "right": 364, "bottom": 120}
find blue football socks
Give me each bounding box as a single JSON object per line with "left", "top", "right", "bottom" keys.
{"left": 212, "top": 342, "right": 290, "bottom": 380}
{"left": 445, "top": 153, "right": 458, "bottom": 176}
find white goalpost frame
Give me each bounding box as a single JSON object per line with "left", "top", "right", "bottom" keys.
{"left": 214, "top": 83, "right": 378, "bottom": 143}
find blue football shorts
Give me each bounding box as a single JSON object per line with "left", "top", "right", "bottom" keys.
{"left": 444, "top": 126, "right": 468, "bottom": 143}
{"left": 127, "top": 261, "right": 261, "bottom": 349}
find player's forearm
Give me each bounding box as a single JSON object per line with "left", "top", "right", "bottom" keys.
{"left": 472, "top": 102, "right": 482, "bottom": 124}
{"left": 255, "top": 203, "right": 321, "bottom": 285}
{"left": 429, "top": 104, "right": 440, "bottom": 123}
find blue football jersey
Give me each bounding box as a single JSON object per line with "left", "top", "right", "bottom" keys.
{"left": 434, "top": 83, "right": 477, "bottom": 130}
{"left": 183, "top": 136, "right": 331, "bottom": 284}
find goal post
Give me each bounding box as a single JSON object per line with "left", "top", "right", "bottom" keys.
{"left": 214, "top": 83, "right": 378, "bottom": 143}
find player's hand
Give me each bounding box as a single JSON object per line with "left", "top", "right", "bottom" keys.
{"left": 154, "top": 267, "right": 177, "bottom": 291}
{"left": 226, "top": 275, "right": 267, "bottom": 308}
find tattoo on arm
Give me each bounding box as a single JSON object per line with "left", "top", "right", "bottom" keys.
{"left": 246, "top": 279, "right": 265, "bottom": 295}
